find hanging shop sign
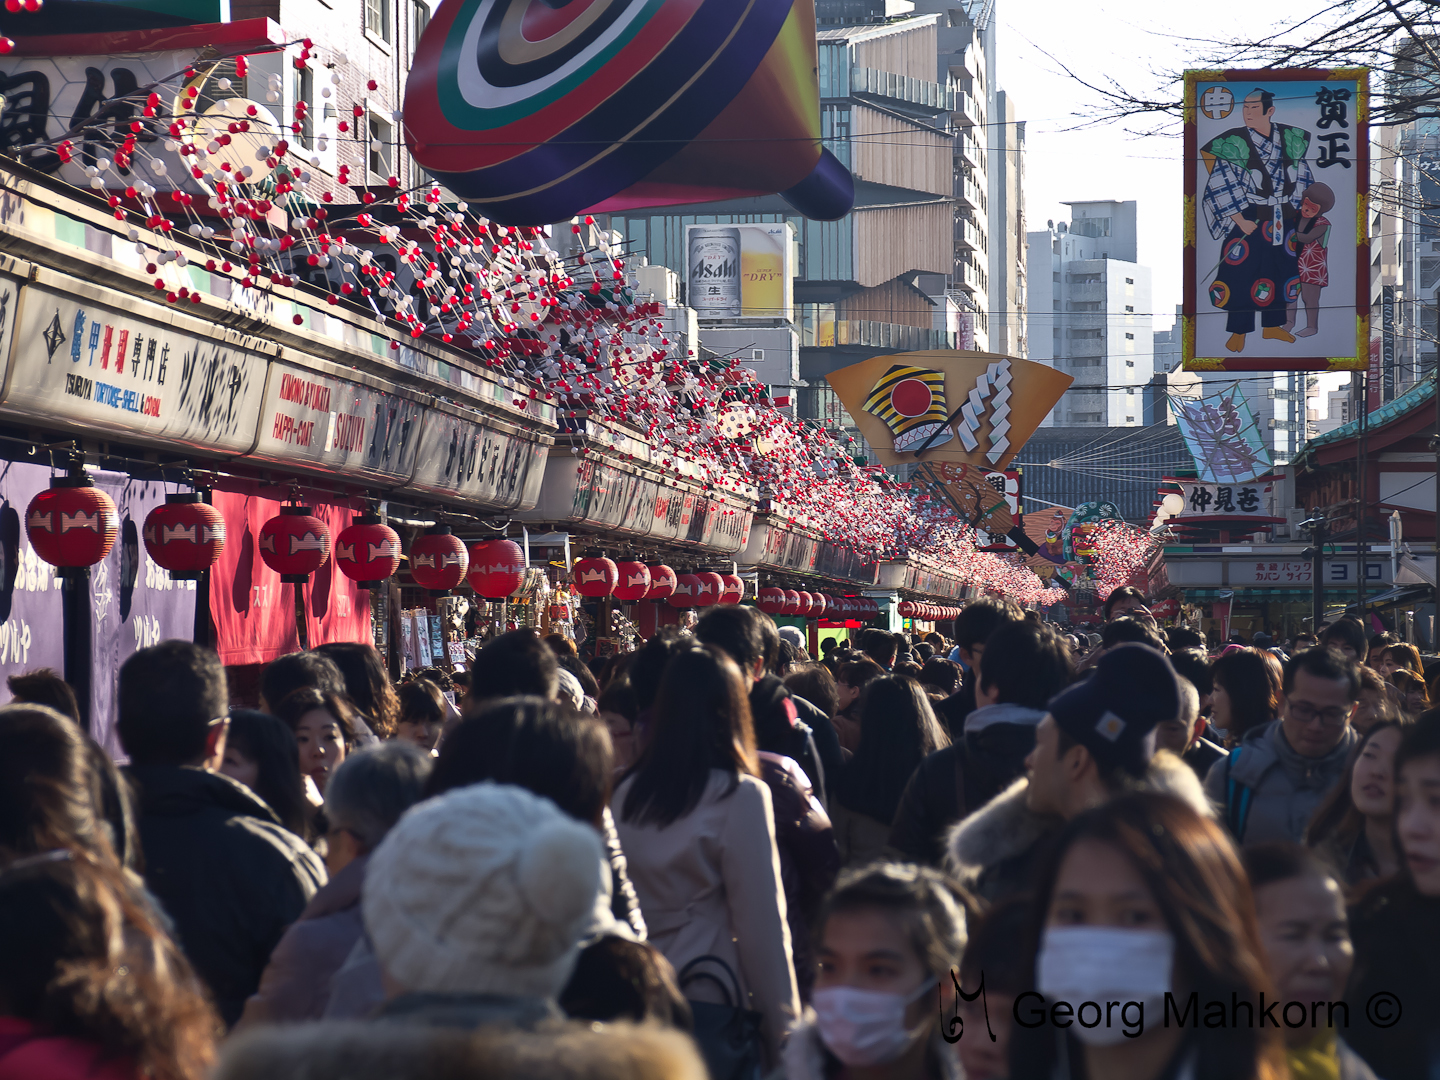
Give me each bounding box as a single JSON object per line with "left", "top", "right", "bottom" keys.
{"left": 686, "top": 223, "right": 795, "bottom": 321}
{"left": 1172, "top": 384, "right": 1273, "bottom": 485}
{"left": 1184, "top": 68, "right": 1369, "bottom": 372}
{"left": 245, "top": 358, "right": 424, "bottom": 484}
{"left": 1, "top": 271, "right": 269, "bottom": 454}
{"left": 408, "top": 407, "right": 549, "bottom": 514}
{"left": 1170, "top": 478, "right": 1279, "bottom": 521}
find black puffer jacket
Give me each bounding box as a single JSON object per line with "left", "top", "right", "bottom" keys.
{"left": 749, "top": 675, "right": 842, "bottom": 807}
{"left": 126, "top": 765, "right": 327, "bottom": 1026}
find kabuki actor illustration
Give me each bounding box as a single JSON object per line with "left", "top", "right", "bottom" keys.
{"left": 1184, "top": 69, "right": 1368, "bottom": 372}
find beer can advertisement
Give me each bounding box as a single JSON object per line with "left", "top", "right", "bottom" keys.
{"left": 686, "top": 224, "right": 794, "bottom": 321}
{"left": 1183, "top": 69, "right": 1369, "bottom": 372}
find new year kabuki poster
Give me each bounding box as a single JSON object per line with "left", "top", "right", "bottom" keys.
{"left": 1183, "top": 69, "right": 1368, "bottom": 372}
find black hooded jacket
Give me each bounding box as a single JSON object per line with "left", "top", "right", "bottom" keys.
{"left": 748, "top": 675, "right": 843, "bottom": 807}
{"left": 125, "top": 765, "right": 326, "bottom": 1026}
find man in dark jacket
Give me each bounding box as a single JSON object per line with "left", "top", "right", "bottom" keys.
{"left": 890, "top": 620, "right": 1071, "bottom": 865}
{"left": 696, "top": 605, "right": 843, "bottom": 807}
{"left": 933, "top": 598, "right": 1023, "bottom": 740}
{"left": 118, "top": 641, "right": 326, "bottom": 1026}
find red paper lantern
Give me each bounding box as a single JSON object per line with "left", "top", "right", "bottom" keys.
{"left": 409, "top": 526, "right": 469, "bottom": 595}
{"left": 757, "top": 586, "right": 786, "bottom": 615}
{"left": 258, "top": 506, "right": 331, "bottom": 583}
{"left": 335, "top": 514, "right": 401, "bottom": 587}
{"left": 573, "top": 554, "right": 618, "bottom": 597}
{"left": 897, "top": 600, "right": 916, "bottom": 618}
{"left": 694, "top": 571, "right": 723, "bottom": 607}
{"left": 645, "top": 563, "right": 677, "bottom": 600}
{"left": 719, "top": 573, "right": 744, "bottom": 605}
{"left": 669, "top": 572, "right": 701, "bottom": 608}
{"left": 613, "top": 559, "right": 651, "bottom": 602}
{"left": 142, "top": 493, "right": 224, "bottom": 580}
{"left": 781, "top": 589, "right": 802, "bottom": 616}
{"left": 26, "top": 475, "right": 118, "bottom": 578}
{"left": 810, "top": 593, "right": 829, "bottom": 619}
{"left": 796, "top": 591, "right": 814, "bottom": 618}
{"left": 467, "top": 538, "right": 526, "bottom": 599}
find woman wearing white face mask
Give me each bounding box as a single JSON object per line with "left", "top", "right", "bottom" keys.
{"left": 781, "top": 862, "right": 970, "bottom": 1080}
{"left": 1011, "top": 793, "right": 1287, "bottom": 1080}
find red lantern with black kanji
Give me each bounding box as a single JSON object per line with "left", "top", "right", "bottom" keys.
{"left": 467, "top": 538, "right": 525, "bottom": 599}
{"left": 142, "top": 493, "right": 225, "bottom": 581}
{"left": 408, "top": 526, "right": 469, "bottom": 595}
{"left": 613, "top": 559, "right": 651, "bottom": 602}
{"left": 897, "top": 600, "right": 916, "bottom": 618}
{"left": 694, "top": 571, "right": 722, "bottom": 607}
{"left": 669, "top": 572, "right": 701, "bottom": 608}
{"left": 781, "top": 589, "right": 802, "bottom": 616}
{"left": 645, "top": 563, "right": 677, "bottom": 601}
{"left": 719, "top": 574, "right": 744, "bottom": 604}
{"left": 757, "top": 586, "right": 785, "bottom": 614}
{"left": 26, "top": 474, "right": 118, "bottom": 578}
{"left": 258, "top": 505, "right": 331, "bottom": 583}
{"left": 335, "top": 514, "right": 401, "bottom": 588}
{"left": 573, "top": 554, "right": 618, "bottom": 597}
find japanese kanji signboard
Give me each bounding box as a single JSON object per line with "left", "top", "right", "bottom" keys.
{"left": 1184, "top": 69, "right": 1369, "bottom": 372}
{"left": 1172, "top": 479, "right": 1278, "bottom": 520}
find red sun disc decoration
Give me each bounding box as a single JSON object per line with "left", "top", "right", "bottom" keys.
{"left": 573, "top": 554, "right": 619, "bottom": 597}
{"left": 142, "top": 493, "right": 225, "bottom": 581}
{"left": 467, "top": 538, "right": 526, "bottom": 599}
{"left": 258, "top": 506, "right": 332, "bottom": 584}
{"left": 669, "top": 572, "right": 701, "bottom": 608}
{"left": 757, "top": 586, "right": 785, "bottom": 615}
{"left": 645, "top": 563, "right": 677, "bottom": 601}
{"left": 335, "top": 514, "right": 402, "bottom": 587}
{"left": 719, "top": 574, "right": 744, "bottom": 604}
{"left": 694, "top": 571, "right": 723, "bottom": 607}
{"left": 613, "top": 559, "right": 652, "bottom": 602}
{"left": 26, "top": 475, "right": 119, "bottom": 577}
{"left": 409, "top": 526, "right": 469, "bottom": 595}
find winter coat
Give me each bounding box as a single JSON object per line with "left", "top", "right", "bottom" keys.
{"left": 125, "top": 764, "right": 327, "bottom": 1026}
{"left": 758, "top": 751, "right": 840, "bottom": 1000}
{"left": 601, "top": 806, "right": 647, "bottom": 940}
{"left": 773, "top": 1013, "right": 962, "bottom": 1080}
{"left": 946, "top": 751, "right": 1213, "bottom": 903}
{"left": 1203, "top": 719, "right": 1357, "bottom": 846}
{"left": 614, "top": 769, "right": 801, "bottom": 1063}
{"left": 1344, "top": 876, "right": 1440, "bottom": 1080}
{"left": 932, "top": 673, "right": 977, "bottom": 743}
{"left": 237, "top": 853, "right": 369, "bottom": 1028}
{"left": 213, "top": 1017, "right": 708, "bottom": 1080}
{"left": 0, "top": 1018, "right": 135, "bottom": 1080}
{"left": 1182, "top": 736, "right": 1227, "bottom": 780}
{"left": 889, "top": 703, "right": 1045, "bottom": 866}
{"left": 828, "top": 800, "right": 895, "bottom": 868}
{"left": 751, "top": 675, "right": 843, "bottom": 807}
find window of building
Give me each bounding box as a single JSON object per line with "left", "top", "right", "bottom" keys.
{"left": 1125, "top": 332, "right": 1134, "bottom": 339}
{"left": 366, "top": 0, "right": 392, "bottom": 43}
{"left": 411, "top": 1, "right": 431, "bottom": 61}
{"left": 1125, "top": 276, "right": 1134, "bottom": 284}
{"left": 1124, "top": 305, "right": 1134, "bottom": 313}
{"left": 370, "top": 113, "right": 394, "bottom": 179}
{"left": 1070, "top": 217, "right": 1110, "bottom": 238}
{"left": 1126, "top": 359, "right": 1135, "bottom": 367}
{"left": 1053, "top": 272, "right": 1060, "bottom": 282}
{"left": 293, "top": 65, "right": 314, "bottom": 150}
{"left": 1126, "top": 415, "right": 1135, "bottom": 422}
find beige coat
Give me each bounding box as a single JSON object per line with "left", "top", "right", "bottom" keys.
{"left": 827, "top": 800, "right": 895, "bottom": 869}
{"left": 613, "top": 770, "right": 800, "bottom": 1060}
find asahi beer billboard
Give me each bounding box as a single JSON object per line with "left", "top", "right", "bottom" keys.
{"left": 1184, "top": 69, "right": 1369, "bottom": 371}
{"left": 686, "top": 223, "right": 794, "bottom": 321}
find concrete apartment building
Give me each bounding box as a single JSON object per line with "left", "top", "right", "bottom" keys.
{"left": 1027, "top": 200, "right": 1153, "bottom": 426}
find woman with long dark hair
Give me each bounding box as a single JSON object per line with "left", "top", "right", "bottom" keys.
{"left": 272, "top": 688, "right": 358, "bottom": 798}
{"left": 1010, "top": 793, "right": 1287, "bottom": 1080}
{"left": 831, "top": 676, "right": 948, "bottom": 867}
{"left": 312, "top": 643, "right": 400, "bottom": 739}
{"left": 219, "top": 710, "right": 310, "bottom": 841}
{"left": 0, "top": 852, "right": 220, "bottom": 1080}
{"left": 614, "top": 644, "right": 800, "bottom": 1069}
{"left": 1211, "top": 647, "right": 1281, "bottom": 744}
{"left": 1306, "top": 718, "right": 1410, "bottom": 889}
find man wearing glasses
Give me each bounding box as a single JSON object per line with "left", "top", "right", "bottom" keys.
{"left": 1205, "top": 646, "right": 1360, "bottom": 845}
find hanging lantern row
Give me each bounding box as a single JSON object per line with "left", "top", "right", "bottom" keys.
{"left": 567, "top": 558, "right": 746, "bottom": 608}
{"left": 142, "top": 493, "right": 225, "bottom": 580}
{"left": 897, "top": 601, "right": 959, "bottom": 621}
{"left": 756, "top": 588, "right": 877, "bottom": 620}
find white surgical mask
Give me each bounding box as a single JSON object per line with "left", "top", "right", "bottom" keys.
{"left": 812, "top": 980, "right": 933, "bottom": 1066}
{"left": 1037, "top": 926, "right": 1173, "bottom": 1047}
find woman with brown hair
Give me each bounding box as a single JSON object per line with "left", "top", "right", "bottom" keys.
{"left": 1391, "top": 669, "right": 1431, "bottom": 718}
{"left": 1010, "top": 793, "right": 1287, "bottom": 1080}
{"left": 312, "top": 643, "right": 401, "bottom": 739}
{"left": 272, "top": 688, "right": 358, "bottom": 799}
{"left": 1305, "top": 718, "right": 1411, "bottom": 890}
{"left": 0, "top": 852, "right": 220, "bottom": 1080}
{"left": 614, "top": 644, "right": 800, "bottom": 1071}
{"left": 1211, "top": 647, "right": 1281, "bottom": 744}
{"left": 1376, "top": 642, "right": 1424, "bottom": 681}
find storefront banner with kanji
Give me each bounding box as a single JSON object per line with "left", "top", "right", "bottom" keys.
{"left": 1173, "top": 478, "right": 1277, "bottom": 519}
{"left": 1184, "top": 68, "right": 1368, "bottom": 372}
{"left": 1172, "top": 383, "right": 1273, "bottom": 485}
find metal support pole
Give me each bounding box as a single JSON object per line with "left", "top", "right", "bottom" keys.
{"left": 1311, "top": 516, "right": 1325, "bottom": 634}
{"left": 1356, "top": 370, "right": 1368, "bottom": 615}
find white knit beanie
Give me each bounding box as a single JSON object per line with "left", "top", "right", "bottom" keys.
{"left": 362, "top": 782, "right": 604, "bottom": 998}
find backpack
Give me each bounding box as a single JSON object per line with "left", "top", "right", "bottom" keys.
{"left": 1223, "top": 747, "right": 1253, "bottom": 841}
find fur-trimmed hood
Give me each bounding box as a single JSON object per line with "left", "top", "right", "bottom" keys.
{"left": 215, "top": 1018, "right": 707, "bottom": 1080}
{"left": 775, "top": 1013, "right": 963, "bottom": 1080}
{"left": 944, "top": 750, "right": 1213, "bottom": 896}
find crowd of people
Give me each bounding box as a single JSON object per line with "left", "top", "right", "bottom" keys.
{"left": 2, "top": 590, "right": 1440, "bottom": 1080}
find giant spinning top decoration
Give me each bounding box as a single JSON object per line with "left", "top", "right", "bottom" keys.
{"left": 403, "top": 0, "right": 854, "bottom": 223}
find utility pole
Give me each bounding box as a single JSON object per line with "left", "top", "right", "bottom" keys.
{"left": 1356, "top": 369, "right": 1368, "bottom": 615}
{"left": 1303, "top": 513, "right": 1326, "bottom": 635}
